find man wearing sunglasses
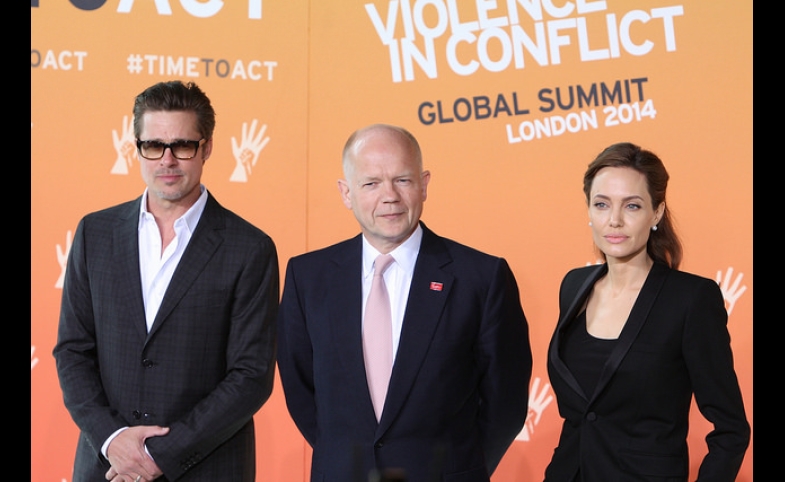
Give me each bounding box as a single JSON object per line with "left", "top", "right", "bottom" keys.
{"left": 54, "top": 80, "right": 279, "bottom": 482}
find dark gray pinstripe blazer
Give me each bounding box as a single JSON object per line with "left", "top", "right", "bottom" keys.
{"left": 54, "top": 192, "right": 279, "bottom": 481}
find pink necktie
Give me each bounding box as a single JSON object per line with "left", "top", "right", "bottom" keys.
{"left": 363, "top": 254, "right": 395, "bottom": 421}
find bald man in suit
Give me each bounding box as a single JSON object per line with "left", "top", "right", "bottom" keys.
{"left": 277, "top": 124, "right": 532, "bottom": 482}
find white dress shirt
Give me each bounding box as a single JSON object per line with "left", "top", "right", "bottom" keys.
{"left": 361, "top": 224, "right": 422, "bottom": 362}
{"left": 138, "top": 185, "right": 208, "bottom": 332}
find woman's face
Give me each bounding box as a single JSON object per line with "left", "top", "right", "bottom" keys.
{"left": 588, "top": 166, "right": 663, "bottom": 264}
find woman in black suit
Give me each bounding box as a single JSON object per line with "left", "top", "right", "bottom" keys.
{"left": 544, "top": 142, "right": 750, "bottom": 481}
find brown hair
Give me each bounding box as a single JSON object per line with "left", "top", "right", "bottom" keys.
{"left": 583, "top": 142, "right": 682, "bottom": 269}
{"left": 133, "top": 80, "right": 216, "bottom": 140}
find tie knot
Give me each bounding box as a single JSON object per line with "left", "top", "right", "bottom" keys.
{"left": 374, "top": 254, "right": 395, "bottom": 277}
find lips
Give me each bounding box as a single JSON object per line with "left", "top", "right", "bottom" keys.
{"left": 604, "top": 235, "right": 627, "bottom": 244}
{"left": 158, "top": 176, "right": 181, "bottom": 184}
{"left": 156, "top": 170, "right": 183, "bottom": 183}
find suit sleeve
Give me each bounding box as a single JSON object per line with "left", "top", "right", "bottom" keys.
{"left": 276, "top": 257, "right": 319, "bottom": 446}
{"left": 53, "top": 217, "right": 128, "bottom": 457}
{"left": 477, "top": 258, "right": 533, "bottom": 474}
{"left": 684, "top": 278, "right": 750, "bottom": 481}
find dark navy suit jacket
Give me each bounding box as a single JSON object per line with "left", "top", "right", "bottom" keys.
{"left": 277, "top": 222, "right": 532, "bottom": 482}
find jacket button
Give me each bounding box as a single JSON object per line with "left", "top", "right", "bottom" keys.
{"left": 132, "top": 410, "right": 141, "bottom": 420}
{"left": 374, "top": 441, "right": 384, "bottom": 449}
{"left": 142, "top": 359, "right": 154, "bottom": 368}
{"left": 586, "top": 412, "right": 597, "bottom": 421}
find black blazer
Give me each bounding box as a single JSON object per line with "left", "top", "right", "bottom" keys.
{"left": 277, "top": 222, "right": 532, "bottom": 482}
{"left": 53, "top": 193, "right": 279, "bottom": 481}
{"left": 545, "top": 263, "right": 750, "bottom": 481}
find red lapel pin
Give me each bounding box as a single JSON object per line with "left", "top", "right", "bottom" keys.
{"left": 429, "top": 282, "right": 443, "bottom": 291}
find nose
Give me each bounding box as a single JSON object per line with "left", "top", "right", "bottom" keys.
{"left": 380, "top": 181, "right": 400, "bottom": 201}
{"left": 159, "top": 148, "right": 179, "bottom": 166}
{"left": 609, "top": 207, "right": 623, "bottom": 227}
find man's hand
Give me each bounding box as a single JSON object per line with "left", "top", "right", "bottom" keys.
{"left": 105, "top": 425, "right": 169, "bottom": 481}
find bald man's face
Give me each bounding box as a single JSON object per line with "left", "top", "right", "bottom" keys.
{"left": 338, "top": 129, "right": 430, "bottom": 253}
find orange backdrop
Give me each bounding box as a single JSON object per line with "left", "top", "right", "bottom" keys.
{"left": 31, "top": 1, "right": 752, "bottom": 481}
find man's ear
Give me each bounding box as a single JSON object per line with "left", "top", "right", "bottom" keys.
{"left": 420, "top": 170, "right": 431, "bottom": 201}
{"left": 337, "top": 179, "right": 352, "bottom": 209}
{"left": 201, "top": 138, "right": 213, "bottom": 162}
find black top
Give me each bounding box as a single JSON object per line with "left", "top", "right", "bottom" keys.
{"left": 561, "top": 310, "right": 618, "bottom": 398}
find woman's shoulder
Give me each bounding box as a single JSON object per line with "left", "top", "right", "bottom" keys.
{"left": 564, "top": 263, "right": 605, "bottom": 282}
{"left": 559, "top": 263, "right": 606, "bottom": 293}
{"left": 657, "top": 265, "right": 725, "bottom": 309}
{"left": 662, "top": 264, "right": 717, "bottom": 288}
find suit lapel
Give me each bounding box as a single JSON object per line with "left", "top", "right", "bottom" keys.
{"left": 378, "top": 225, "right": 453, "bottom": 434}
{"left": 113, "top": 197, "right": 148, "bottom": 340}
{"left": 549, "top": 263, "right": 607, "bottom": 402}
{"left": 326, "top": 237, "right": 370, "bottom": 410}
{"left": 590, "top": 262, "right": 669, "bottom": 401}
{"left": 148, "top": 194, "right": 224, "bottom": 339}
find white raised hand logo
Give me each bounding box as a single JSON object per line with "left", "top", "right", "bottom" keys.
{"left": 716, "top": 267, "right": 747, "bottom": 316}
{"left": 55, "top": 230, "right": 73, "bottom": 288}
{"left": 516, "top": 376, "right": 554, "bottom": 442}
{"left": 230, "top": 120, "right": 269, "bottom": 182}
{"left": 31, "top": 345, "right": 39, "bottom": 370}
{"left": 110, "top": 115, "right": 137, "bottom": 175}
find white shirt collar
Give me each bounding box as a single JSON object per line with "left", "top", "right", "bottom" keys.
{"left": 138, "top": 184, "right": 208, "bottom": 230}
{"left": 362, "top": 223, "right": 423, "bottom": 278}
